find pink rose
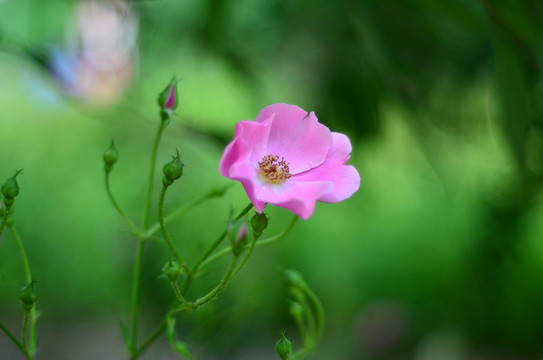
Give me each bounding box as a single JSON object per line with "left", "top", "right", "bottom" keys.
{"left": 219, "top": 104, "right": 360, "bottom": 219}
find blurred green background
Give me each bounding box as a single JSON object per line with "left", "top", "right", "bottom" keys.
{"left": 2, "top": 0, "right": 543, "bottom": 359}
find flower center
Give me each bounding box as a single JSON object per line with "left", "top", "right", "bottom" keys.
{"left": 258, "top": 154, "right": 292, "bottom": 184}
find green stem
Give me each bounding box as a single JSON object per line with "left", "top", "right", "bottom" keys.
{"left": 158, "top": 185, "right": 186, "bottom": 267}
{"left": 145, "top": 195, "right": 207, "bottom": 238}
{"left": 180, "top": 203, "right": 253, "bottom": 293}
{"left": 303, "top": 285, "right": 325, "bottom": 346}
{"left": 200, "top": 215, "right": 299, "bottom": 269}
{"left": 142, "top": 118, "right": 167, "bottom": 232}
{"left": 169, "top": 279, "right": 192, "bottom": 309}
{"left": 293, "top": 285, "right": 325, "bottom": 359}
{"left": 0, "top": 321, "right": 31, "bottom": 360}
{"left": 189, "top": 258, "right": 238, "bottom": 309}
{"left": 22, "top": 310, "right": 29, "bottom": 351}
{"left": 105, "top": 172, "right": 140, "bottom": 235}
{"left": 0, "top": 210, "right": 8, "bottom": 238}
{"left": 130, "top": 319, "right": 167, "bottom": 360}
{"left": 28, "top": 308, "right": 37, "bottom": 357}
{"left": 129, "top": 238, "right": 146, "bottom": 353}
{"left": 9, "top": 225, "right": 31, "bottom": 284}
{"left": 228, "top": 230, "right": 259, "bottom": 280}
{"left": 5, "top": 225, "right": 35, "bottom": 359}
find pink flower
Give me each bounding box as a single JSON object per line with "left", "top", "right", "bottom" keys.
{"left": 219, "top": 104, "right": 360, "bottom": 219}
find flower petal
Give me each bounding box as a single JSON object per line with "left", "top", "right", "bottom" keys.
{"left": 255, "top": 104, "right": 332, "bottom": 174}
{"left": 294, "top": 132, "right": 360, "bottom": 203}
{"left": 256, "top": 181, "right": 334, "bottom": 219}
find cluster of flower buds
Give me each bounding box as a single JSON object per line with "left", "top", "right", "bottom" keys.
{"left": 162, "top": 150, "right": 184, "bottom": 187}
{"left": 2, "top": 170, "right": 22, "bottom": 209}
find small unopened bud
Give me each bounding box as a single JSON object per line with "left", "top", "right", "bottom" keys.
{"left": 282, "top": 269, "right": 305, "bottom": 288}
{"left": 289, "top": 301, "right": 304, "bottom": 320}
{"left": 250, "top": 212, "right": 268, "bottom": 238}
{"left": 228, "top": 219, "right": 250, "bottom": 256}
{"left": 103, "top": 140, "right": 118, "bottom": 173}
{"left": 2, "top": 170, "right": 22, "bottom": 205}
{"left": 162, "top": 149, "right": 184, "bottom": 187}
{"left": 275, "top": 332, "right": 293, "bottom": 360}
{"left": 19, "top": 281, "right": 37, "bottom": 311}
{"left": 158, "top": 77, "right": 179, "bottom": 112}
{"left": 163, "top": 259, "right": 182, "bottom": 282}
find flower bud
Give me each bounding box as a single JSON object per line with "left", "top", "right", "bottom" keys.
{"left": 250, "top": 212, "right": 268, "bottom": 238}
{"left": 282, "top": 269, "right": 305, "bottom": 288}
{"left": 162, "top": 150, "right": 184, "bottom": 187}
{"left": 228, "top": 218, "right": 250, "bottom": 256}
{"left": 19, "top": 281, "right": 38, "bottom": 311}
{"left": 163, "top": 259, "right": 182, "bottom": 282}
{"left": 103, "top": 140, "right": 118, "bottom": 173}
{"left": 275, "top": 332, "right": 293, "bottom": 360}
{"left": 158, "top": 77, "right": 179, "bottom": 112}
{"left": 2, "top": 170, "right": 22, "bottom": 201}
{"left": 289, "top": 301, "right": 304, "bottom": 320}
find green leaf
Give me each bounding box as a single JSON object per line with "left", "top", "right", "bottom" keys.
{"left": 118, "top": 320, "right": 132, "bottom": 350}
{"left": 171, "top": 340, "right": 194, "bottom": 360}
{"left": 165, "top": 315, "right": 194, "bottom": 359}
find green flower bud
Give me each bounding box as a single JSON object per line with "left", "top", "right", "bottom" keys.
{"left": 162, "top": 149, "right": 184, "bottom": 187}
{"left": 275, "top": 332, "right": 293, "bottom": 360}
{"left": 282, "top": 269, "right": 305, "bottom": 288}
{"left": 19, "top": 281, "right": 37, "bottom": 311}
{"left": 103, "top": 140, "right": 118, "bottom": 173}
{"left": 2, "top": 170, "right": 22, "bottom": 201}
{"left": 289, "top": 301, "right": 304, "bottom": 320}
{"left": 158, "top": 77, "right": 179, "bottom": 111}
{"left": 250, "top": 212, "right": 268, "bottom": 238}
{"left": 163, "top": 259, "right": 182, "bottom": 282}
{"left": 228, "top": 218, "right": 250, "bottom": 256}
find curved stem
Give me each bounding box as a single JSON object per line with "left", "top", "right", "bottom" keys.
{"left": 303, "top": 285, "right": 325, "bottom": 346}
{"left": 0, "top": 210, "right": 8, "bottom": 238}
{"left": 180, "top": 203, "right": 253, "bottom": 293}
{"left": 293, "top": 285, "right": 325, "bottom": 359}
{"left": 158, "top": 185, "right": 186, "bottom": 267}
{"left": 130, "top": 319, "right": 167, "bottom": 360}
{"left": 9, "top": 225, "right": 31, "bottom": 284}
{"left": 190, "top": 258, "right": 238, "bottom": 309}
{"left": 142, "top": 119, "right": 167, "bottom": 232}
{"left": 169, "top": 279, "right": 192, "bottom": 309}
{"left": 129, "top": 238, "right": 146, "bottom": 353}
{"left": 131, "top": 306, "right": 189, "bottom": 360}
{"left": 0, "top": 321, "right": 31, "bottom": 360}
{"left": 200, "top": 215, "right": 299, "bottom": 269}
{"left": 6, "top": 225, "right": 35, "bottom": 359}
{"left": 228, "top": 230, "right": 259, "bottom": 280}
{"left": 145, "top": 195, "right": 207, "bottom": 238}
{"left": 105, "top": 172, "right": 139, "bottom": 235}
